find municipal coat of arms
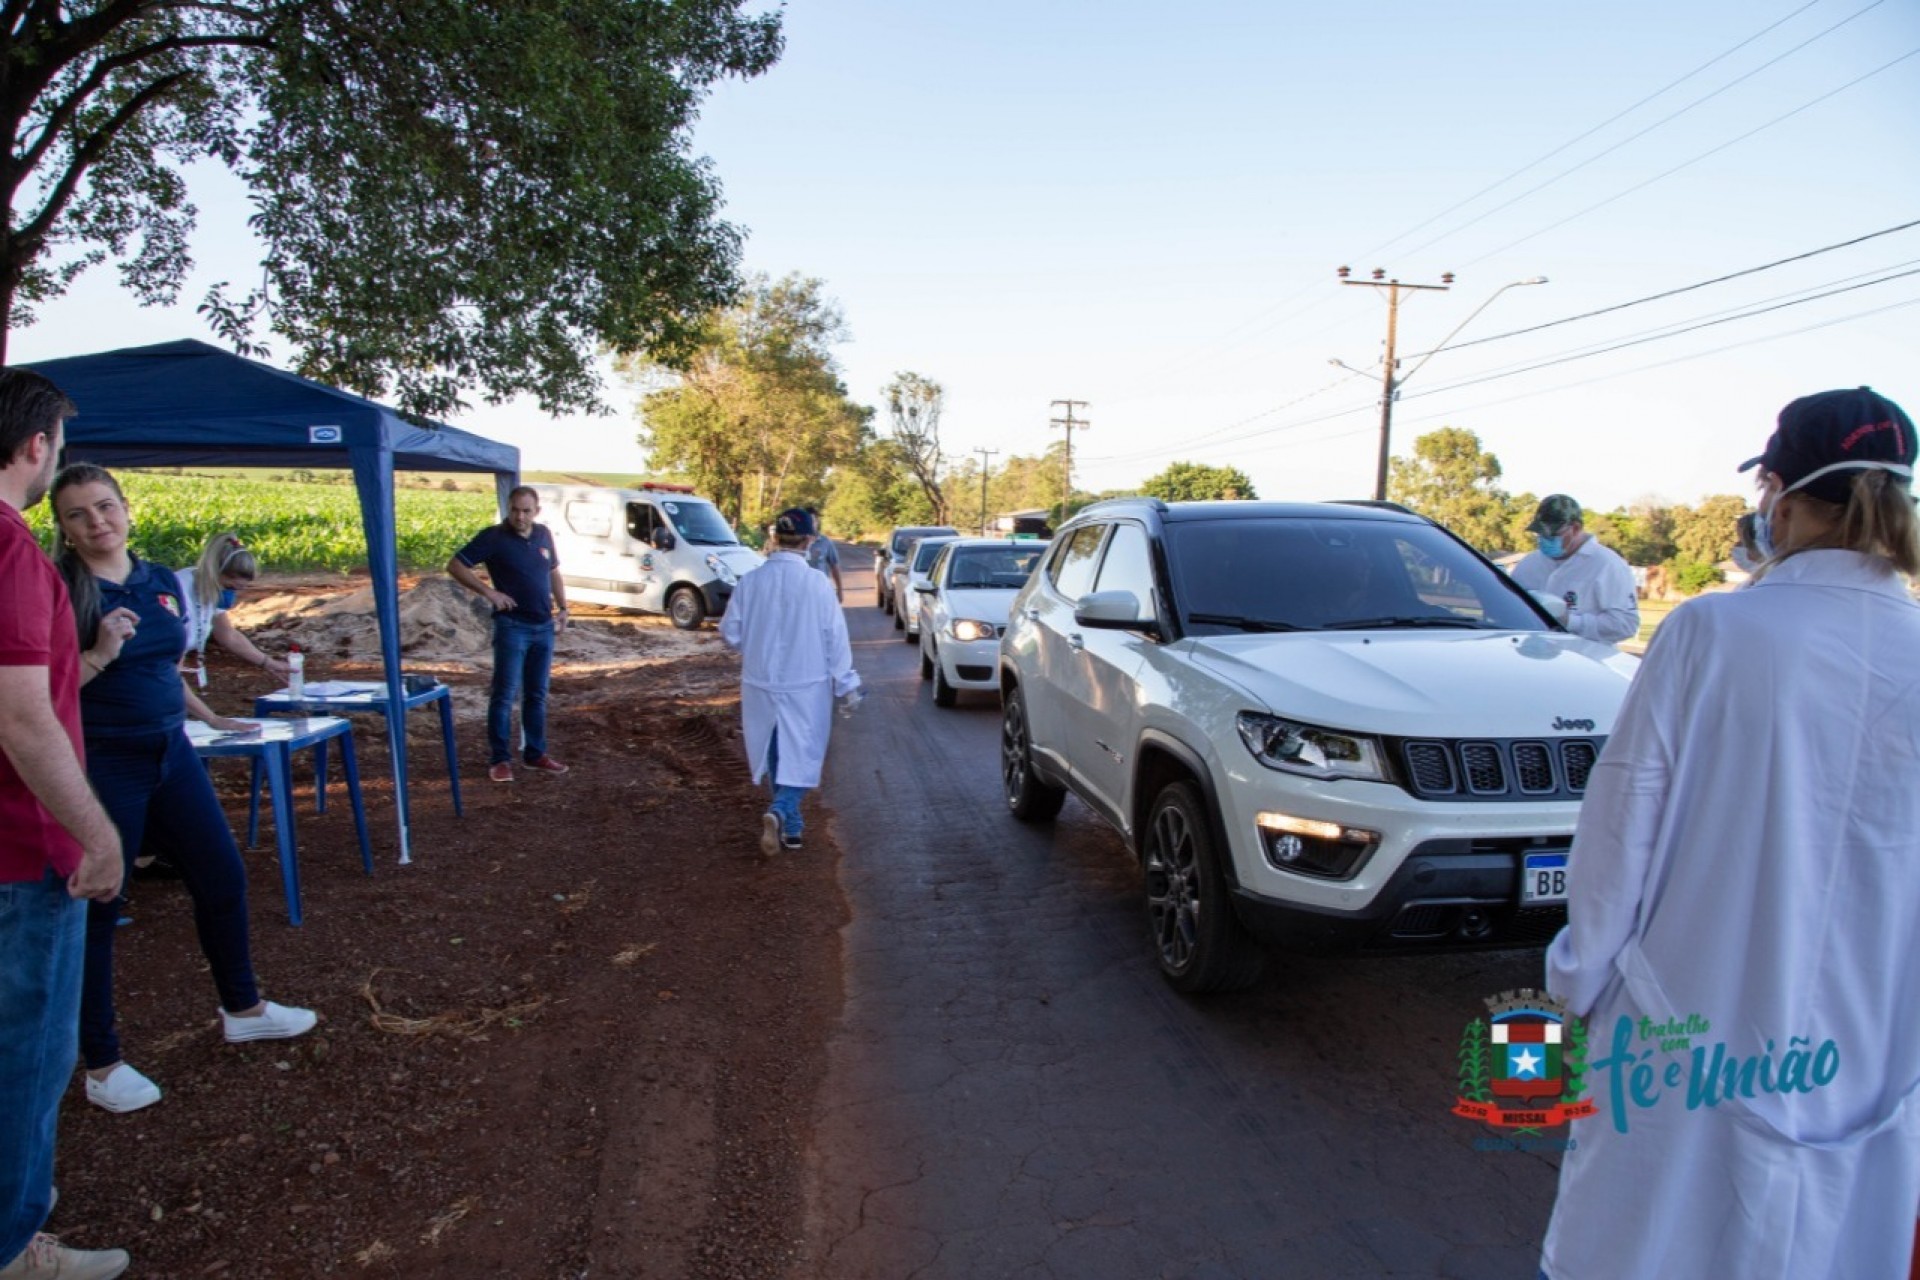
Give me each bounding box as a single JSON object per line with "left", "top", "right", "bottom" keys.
{"left": 1454, "top": 988, "right": 1595, "bottom": 1133}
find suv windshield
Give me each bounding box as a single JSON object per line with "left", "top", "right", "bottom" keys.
{"left": 948, "top": 544, "right": 1047, "bottom": 590}
{"left": 911, "top": 539, "right": 953, "bottom": 573}
{"left": 1164, "top": 516, "right": 1548, "bottom": 636}
{"left": 661, "top": 500, "right": 738, "bottom": 546}
{"left": 891, "top": 527, "right": 957, "bottom": 557}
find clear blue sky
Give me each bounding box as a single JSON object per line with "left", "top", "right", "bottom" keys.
{"left": 12, "top": 0, "right": 1920, "bottom": 512}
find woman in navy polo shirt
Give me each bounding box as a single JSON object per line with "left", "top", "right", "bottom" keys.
{"left": 49, "top": 464, "right": 316, "bottom": 1115}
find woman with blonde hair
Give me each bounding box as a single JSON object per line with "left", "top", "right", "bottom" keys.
{"left": 50, "top": 464, "right": 315, "bottom": 1115}
{"left": 176, "top": 530, "right": 289, "bottom": 690}
{"left": 1540, "top": 387, "right": 1920, "bottom": 1279}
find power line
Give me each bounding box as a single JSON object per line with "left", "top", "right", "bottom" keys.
{"left": 1405, "top": 266, "right": 1920, "bottom": 400}
{"left": 1388, "top": 295, "right": 1920, "bottom": 432}
{"left": 1394, "top": 0, "right": 1890, "bottom": 262}
{"left": 1359, "top": 0, "right": 1828, "bottom": 261}
{"left": 1405, "top": 217, "right": 1920, "bottom": 358}
{"left": 1464, "top": 44, "right": 1920, "bottom": 267}
{"left": 1085, "top": 279, "right": 1918, "bottom": 475}
{"left": 1410, "top": 256, "right": 1920, "bottom": 388}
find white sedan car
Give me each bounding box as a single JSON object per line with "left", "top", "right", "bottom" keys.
{"left": 915, "top": 537, "right": 1051, "bottom": 706}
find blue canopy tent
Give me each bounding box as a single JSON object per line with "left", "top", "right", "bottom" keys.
{"left": 24, "top": 338, "right": 521, "bottom": 863}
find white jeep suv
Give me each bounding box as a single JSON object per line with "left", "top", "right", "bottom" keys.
{"left": 998, "top": 498, "right": 1638, "bottom": 993}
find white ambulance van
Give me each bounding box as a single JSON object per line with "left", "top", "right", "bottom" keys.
{"left": 530, "top": 483, "right": 764, "bottom": 629}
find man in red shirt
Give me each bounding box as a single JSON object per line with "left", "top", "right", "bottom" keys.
{"left": 0, "top": 369, "right": 129, "bottom": 1279}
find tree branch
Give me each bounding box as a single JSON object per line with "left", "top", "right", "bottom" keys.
{"left": 13, "top": 32, "right": 265, "bottom": 196}
{"left": 14, "top": 68, "right": 190, "bottom": 249}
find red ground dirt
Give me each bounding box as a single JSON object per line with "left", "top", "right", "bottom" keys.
{"left": 46, "top": 588, "right": 847, "bottom": 1279}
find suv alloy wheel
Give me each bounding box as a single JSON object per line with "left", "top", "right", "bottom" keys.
{"left": 1001, "top": 685, "right": 1066, "bottom": 821}
{"left": 1143, "top": 782, "right": 1266, "bottom": 993}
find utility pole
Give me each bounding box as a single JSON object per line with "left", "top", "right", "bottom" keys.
{"left": 1339, "top": 267, "right": 1451, "bottom": 501}
{"left": 1049, "top": 400, "right": 1089, "bottom": 527}
{"left": 973, "top": 446, "right": 999, "bottom": 535}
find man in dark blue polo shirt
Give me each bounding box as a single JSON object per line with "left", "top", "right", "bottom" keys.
{"left": 448, "top": 486, "right": 570, "bottom": 783}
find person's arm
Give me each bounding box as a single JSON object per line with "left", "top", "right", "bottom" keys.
{"left": 0, "top": 665, "right": 123, "bottom": 901}
{"left": 829, "top": 557, "right": 844, "bottom": 602}
{"left": 447, "top": 555, "right": 515, "bottom": 612}
{"left": 210, "top": 612, "right": 291, "bottom": 678}
{"left": 1566, "top": 558, "right": 1641, "bottom": 645}
{"left": 77, "top": 606, "right": 138, "bottom": 687}
{"left": 181, "top": 680, "right": 251, "bottom": 731}
{"left": 1544, "top": 620, "right": 1683, "bottom": 1014}
{"left": 549, "top": 566, "right": 569, "bottom": 633}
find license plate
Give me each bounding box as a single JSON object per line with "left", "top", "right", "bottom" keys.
{"left": 1522, "top": 851, "right": 1569, "bottom": 904}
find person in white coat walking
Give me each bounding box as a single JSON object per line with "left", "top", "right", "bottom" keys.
{"left": 720, "top": 508, "right": 861, "bottom": 856}
{"left": 1540, "top": 386, "right": 1920, "bottom": 1280}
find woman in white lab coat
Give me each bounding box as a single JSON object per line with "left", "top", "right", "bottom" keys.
{"left": 1541, "top": 387, "right": 1920, "bottom": 1280}
{"left": 720, "top": 508, "right": 861, "bottom": 856}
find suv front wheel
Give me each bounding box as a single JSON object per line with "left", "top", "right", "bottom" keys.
{"left": 1001, "top": 685, "right": 1066, "bottom": 821}
{"left": 1143, "top": 782, "right": 1266, "bottom": 994}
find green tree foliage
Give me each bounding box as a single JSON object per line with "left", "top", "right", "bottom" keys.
{"left": 1670, "top": 494, "right": 1749, "bottom": 567}
{"left": 1140, "top": 461, "right": 1257, "bottom": 502}
{"left": 1388, "top": 428, "right": 1515, "bottom": 555}
{"left": 1669, "top": 559, "right": 1725, "bottom": 594}
{"left": 626, "top": 273, "right": 870, "bottom": 526}
{"left": 1600, "top": 505, "right": 1679, "bottom": 566}
{"left": 3, "top": 1, "right": 782, "bottom": 415}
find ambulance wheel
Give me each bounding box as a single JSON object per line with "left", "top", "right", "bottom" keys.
{"left": 668, "top": 586, "right": 707, "bottom": 630}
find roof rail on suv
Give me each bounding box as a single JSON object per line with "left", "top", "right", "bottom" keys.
{"left": 1070, "top": 496, "right": 1168, "bottom": 518}
{"left": 1331, "top": 499, "right": 1418, "bottom": 516}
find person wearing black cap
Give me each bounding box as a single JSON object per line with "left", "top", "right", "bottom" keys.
{"left": 1538, "top": 386, "right": 1920, "bottom": 1280}
{"left": 720, "top": 508, "right": 862, "bottom": 855}
{"left": 1508, "top": 493, "right": 1639, "bottom": 646}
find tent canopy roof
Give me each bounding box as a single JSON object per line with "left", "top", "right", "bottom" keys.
{"left": 25, "top": 338, "right": 519, "bottom": 475}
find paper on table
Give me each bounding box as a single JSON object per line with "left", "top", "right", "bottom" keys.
{"left": 291, "top": 680, "right": 367, "bottom": 698}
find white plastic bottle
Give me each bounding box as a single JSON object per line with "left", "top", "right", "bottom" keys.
{"left": 287, "top": 644, "right": 305, "bottom": 698}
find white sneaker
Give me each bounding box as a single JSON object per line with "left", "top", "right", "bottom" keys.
{"left": 0, "top": 1233, "right": 129, "bottom": 1279}
{"left": 221, "top": 1000, "right": 317, "bottom": 1043}
{"left": 83, "top": 1064, "right": 160, "bottom": 1115}
{"left": 759, "top": 812, "right": 780, "bottom": 859}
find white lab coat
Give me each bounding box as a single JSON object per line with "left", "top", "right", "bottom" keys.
{"left": 174, "top": 566, "right": 222, "bottom": 657}
{"left": 1541, "top": 550, "right": 1920, "bottom": 1280}
{"left": 720, "top": 551, "right": 860, "bottom": 788}
{"left": 1511, "top": 537, "right": 1640, "bottom": 645}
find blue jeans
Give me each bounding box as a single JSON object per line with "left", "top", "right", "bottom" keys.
{"left": 765, "top": 730, "right": 808, "bottom": 838}
{"left": 0, "top": 870, "right": 85, "bottom": 1264}
{"left": 488, "top": 616, "right": 554, "bottom": 765}
{"left": 83, "top": 729, "right": 259, "bottom": 1070}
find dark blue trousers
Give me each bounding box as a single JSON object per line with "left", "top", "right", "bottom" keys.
{"left": 81, "top": 728, "right": 259, "bottom": 1070}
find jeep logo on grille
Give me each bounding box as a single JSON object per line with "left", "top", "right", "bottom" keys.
{"left": 1552, "top": 717, "right": 1596, "bottom": 732}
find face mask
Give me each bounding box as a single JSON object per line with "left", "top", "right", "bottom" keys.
{"left": 1749, "top": 509, "right": 1775, "bottom": 562}
{"left": 1535, "top": 534, "right": 1565, "bottom": 560}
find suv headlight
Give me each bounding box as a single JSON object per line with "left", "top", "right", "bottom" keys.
{"left": 951, "top": 619, "right": 995, "bottom": 642}
{"left": 1235, "top": 711, "right": 1387, "bottom": 781}
{"left": 705, "top": 553, "right": 738, "bottom": 585}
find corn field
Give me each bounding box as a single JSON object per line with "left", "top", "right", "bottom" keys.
{"left": 26, "top": 472, "right": 498, "bottom": 573}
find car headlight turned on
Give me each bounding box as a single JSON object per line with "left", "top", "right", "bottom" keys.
{"left": 705, "top": 553, "right": 738, "bottom": 585}
{"left": 1255, "top": 811, "right": 1381, "bottom": 879}
{"left": 1235, "top": 711, "right": 1387, "bottom": 781}
{"left": 951, "top": 619, "right": 995, "bottom": 642}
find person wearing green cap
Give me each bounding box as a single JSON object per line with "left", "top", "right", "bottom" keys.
{"left": 1509, "top": 493, "right": 1638, "bottom": 646}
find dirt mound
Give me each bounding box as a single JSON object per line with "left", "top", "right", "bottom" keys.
{"left": 231, "top": 575, "right": 721, "bottom": 674}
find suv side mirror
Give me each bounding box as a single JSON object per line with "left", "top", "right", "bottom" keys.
{"left": 1075, "top": 589, "right": 1159, "bottom": 637}
{"left": 650, "top": 527, "right": 676, "bottom": 552}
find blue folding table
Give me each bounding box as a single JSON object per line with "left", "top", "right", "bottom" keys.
{"left": 253, "top": 679, "right": 464, "bottom": 865}
{"left": 185, "top": 716, "right": 372, "bottom": 926}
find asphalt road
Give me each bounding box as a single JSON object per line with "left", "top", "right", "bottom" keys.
{"left": 802, "top": 557, "right": 1560, "bottom": 1280}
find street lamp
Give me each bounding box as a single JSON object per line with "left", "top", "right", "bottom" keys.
{"left": 1336, "top": 271, "right": 1547, "bottom": 501}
